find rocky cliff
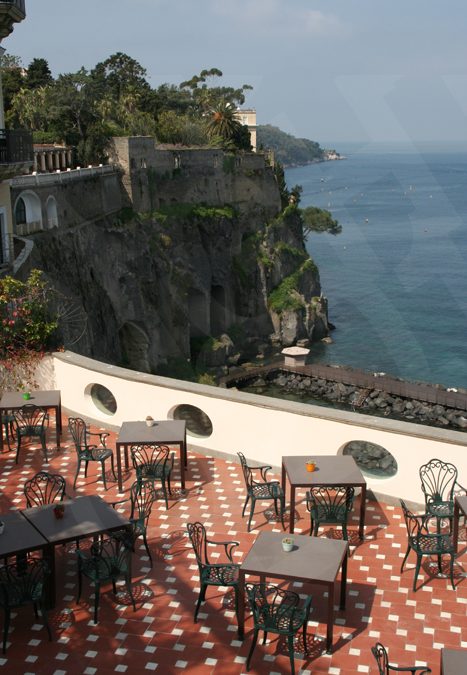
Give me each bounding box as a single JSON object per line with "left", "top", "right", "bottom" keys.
{"left": 25, "top": 145, "right": 330, "bottom": 376}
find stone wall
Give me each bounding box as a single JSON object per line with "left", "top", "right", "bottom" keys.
{"left": 108, "top": 137, "right": 281, "bottom": 217}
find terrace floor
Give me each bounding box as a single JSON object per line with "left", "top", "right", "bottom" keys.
{"left": 0, "top": 419, "right": 466, "bottom": 674}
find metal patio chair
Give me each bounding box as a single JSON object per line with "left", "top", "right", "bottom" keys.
{"left": 245, "top": 583, "right": 312, "bottom": 675}
{"left": 371, "top": 642, "right": 432, "bottom": 673}
{"left": 23, "top": 470, "right": 67, "bottom": 508}
{"left": 0, "top": 558, "right": 52, "bottom": 653}
{"left": 419, "top": 458, "right": 466, "bottom": 529}
{"left": 306, "top": 485, "right": 355, "bottom": 540}
{"left": 130, "top": 443, "right": 173, "bottom": 509}
{"left": 400, "top": 499, "right": 455, "bottom": 591}
{"left": 186, "top": 521, "right": 240, "bottom": 623}
{"left": 68, "top": 417, "right": 116, "bottom": 490}
{"left": 13, "top": 404, "right": 48, "bottom": 463}
{"left": 237, "top": 452, "right": 285, "bottom": 532}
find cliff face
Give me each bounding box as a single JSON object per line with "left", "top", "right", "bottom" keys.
{"left": 26, "top": 145, "right": 330, "bottom": 374}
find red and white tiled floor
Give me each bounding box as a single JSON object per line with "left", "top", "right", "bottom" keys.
{"left": 0, "top": 419, "right": 465, "bottom": 674}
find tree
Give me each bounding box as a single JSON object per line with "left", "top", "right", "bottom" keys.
{"left": 26, "top": 57, "right": 52, "bottom": 89}
{"left": 0, "top": 53, "right": 24, "bottom": 121}
{"left": 92, "top": 52, "right": 150, "bottom": 102}
{"left": 0, "top": 270, "right": 59, "bottom": 395}
{"left": 205, "top": 99, "right": 242, "bottom": 142}
{"left": 301, "top": 206, "right": 342, "bottom": 236}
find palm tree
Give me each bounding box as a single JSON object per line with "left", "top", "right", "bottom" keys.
{"left": 205, "top": 99, "right": 242, "bottom": 141}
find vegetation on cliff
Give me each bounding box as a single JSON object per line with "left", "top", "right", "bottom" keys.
{"left": 257, "top": 124, "right": 324, "bottom": 166}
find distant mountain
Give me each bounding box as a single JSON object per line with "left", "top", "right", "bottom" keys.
{"left": 257, "top": 124, "right": 325, "bottom": 167}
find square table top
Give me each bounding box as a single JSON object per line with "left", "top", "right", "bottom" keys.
{"left": 455, "top": 495, "right": 467, "bottom": 517}
{"left": 0, "top": 510, "right": 48, "bottom": 557}
{"left": 441, "top": 648, "right": 467, "bottom": 673}
{"left": 117, "top": 419, "right": 186, "bottom": 445}
{"left": 0, "top": 389, "right": 61, "bottom": 410}
{"left": 283, "top": 455, "right": 366, "bottom": 488}
{"left": 241, "top": 531, "right": 348, "bottom": 584}
{"left": 21, "top": 495, "right": 130, "bottom": 545}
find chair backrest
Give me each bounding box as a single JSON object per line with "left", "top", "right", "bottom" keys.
{"left": 237, "top": 452, "right": 257, "bottom": 490}
{"left": 13, "top": 404, "right": 47, "bottom": 431}
{"left": 24, "top": 471, "right": 66, "bottom": 508}
{"left": 68, "top": 417, "right": 88, "bottom": 453}
{"left": 245, "top": 583, "right": 300, "bottom": 634}
{"left": 187, "top": 521, "right": 209, "bottom": 567}
{"left": 400, "top": 499, "right": 423, "bottom": 540}
{"left": 130, "top": 480, "right": 156, "bottom": 524}
{"left": 84, "top": 535, "right": 132, "bottom": 581}
{"left": 371, "top": 642, "right": 389, "bottom": 674}
{"left": 419, "top": 458, "right": 457, "bottom": 505}
{"left": 130, "top": 444, "right": 170, "bottom": 475}
{"left": 307, "top": 485, "right": 355, "bottom": 520}
{"left": 0, "top": 558, "right": 49, "bottom": 608}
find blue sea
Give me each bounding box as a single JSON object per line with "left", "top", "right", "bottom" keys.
{"left": 285, "top": 142, "right": 467, "bottom": 389}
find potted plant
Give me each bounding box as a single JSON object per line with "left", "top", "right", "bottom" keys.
{"left": 22, "top": 391, "right": 31, "bottom": 401}
{"left": 282, "top": 537, "right": 294, "bottom": 552}
{"left": 145, "top": 415, "right": 155, "bottom": 427}
{"left": 305, "top": 460, "right": 316, "bottom": 472}
{"left": 53, "top": 504, "right": 65, "bottom": 519}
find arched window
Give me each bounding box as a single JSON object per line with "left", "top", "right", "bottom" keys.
{"left": 15, "top": 197, "right": 26, "bottom": 225}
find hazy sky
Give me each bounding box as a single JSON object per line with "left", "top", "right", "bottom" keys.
{"left": 5, "top": 0, "right": 467, "bottom": 144}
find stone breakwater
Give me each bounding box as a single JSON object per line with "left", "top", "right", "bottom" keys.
{"left": 236, "top": 368, "right": 467, "bottom": 432}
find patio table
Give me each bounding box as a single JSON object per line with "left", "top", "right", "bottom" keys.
{"left": 0, "top": 389, "right": 62, "bottom": 451}
{"left": 237, "top": 530, "right": 348, "bottom": 653}
{"left": 453, "top": 494, "right": 467, "bottom": 553}
{"left": 0, "top": 510, "right": 48, "bottom": 559}
{"left": 281, "top": 455, "right": 367, "bottom": 537}
{"left": 115, "top": 420, "right": 187, "bottom": 492}
{"left": 441, "top": 647, "right": 467, "bottom": 674}
{"left": 21, "top": 494, "right": 130, "bottom": 607}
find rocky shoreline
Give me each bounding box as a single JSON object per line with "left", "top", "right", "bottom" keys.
{"left": 241, "top": 370, "right": 467, "bottom": 432}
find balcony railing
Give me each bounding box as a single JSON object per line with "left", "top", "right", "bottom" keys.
{"left": 0, "top": 0, "right": 25, "bottom": 13}
{"left": 0, "top": 129, "right": 33, "bottom": 165}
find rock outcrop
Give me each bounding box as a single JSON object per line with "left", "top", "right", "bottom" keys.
{"left": 24, "top": 143, "right": 330, "bottom": 374}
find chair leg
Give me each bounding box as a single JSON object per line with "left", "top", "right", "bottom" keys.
{"left": 84, "top": 461, "right": 89, "bottom": 478}
{"left": 110, "top": 454, "right": 117, "bottom": 480}
{"left": 242, "top": 494, "right": 250, "bottom": 518}
{"left": 161, "top": 481, "right": 169, "bottom": 510}
{"left": 287, "top": 633, "right": 296, "bottom": 675}
{"left": 342, "top": 524, "right": 348, "bottom": 541}
{"left": 100, "top": 460, "right": 107, "bottom": 490}
{"left": 400, "top": 546, "right": 411, "bottom": 573}
{"left": 142, "top": 532, "right": 152, "bottom": 566}
{"left": 413, "top": 555, "right": 422, "bottom": 592}
{"left": 450, "top": 554, "right": 455, "bottom": 590}
{"left": 15, "top": 433, "right": 21, "bottom": 464}
{"left": 39, "top": 602, "right": 52, "bottom": 641}
{"left": 74, "top": 460, "right": 82, "bottom": 489}
{"left": 77, "top": 567, "right": 83, "bottom": 602}
{"left": 313, "top": 521, "right": 320, "bottom": 537}
{"left": 126, "top": 574, "right": 136, "bottom": 611}
{"left": 247, "top": 497, "right": 255, "bottom": 532}
{"left": 194, "top": 583, "right": 207, "bottom": 622}
{"left": 437, "top": 553, "right": 442, "bottom": 574}
{"left": 2, "top": 607, "right": 10, "bottom": 653}
{"left": 93, "top": 582, "right": 101, "bottom": 623}
{"left": 40, "top": 434, "right": 48, "bottom": 462}
{"left": 246, "top": 628, "right": 259, "bottom": 672}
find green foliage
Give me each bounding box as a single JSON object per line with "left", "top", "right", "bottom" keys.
{"left": 258, "top": 124, "right": 324, "bottom": 167}
{"left": 26, "top": 58, "right": 53, "bottom": 90}
{"left": 0, "top": 270, "right": 58, "bottom": 358}
{"left": 274, "top": 242, "right": 308, "bottom": 260}
{"left": 155, "top": 203, "right": 235, "bottom": 221}
{"left": 268, "top": 259, "right": 317, "bottom": 314}
{"left": 301, "top": 206, "right": 342, "bottom": 236}
{"left": 222, "top": 155, "right": 235, "bottom": 173}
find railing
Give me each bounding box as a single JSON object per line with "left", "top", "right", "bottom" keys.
{"left": 34, "top": 350, "right": 467, "bottom": 507}
{"left": 9, "top": 164, "right": 116, "bottom": 187}
{"left": 0, "top": 129, "right": 33, "bottom": 165}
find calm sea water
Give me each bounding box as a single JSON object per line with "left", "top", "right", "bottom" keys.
{"left": 285, "top": 142, "right": 467, "bottom": 389}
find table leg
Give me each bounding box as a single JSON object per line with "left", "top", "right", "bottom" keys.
{"left": 55, "top": 405, "right": 60, "bottom": 448}
{"left": 238, "top": 570, "right": 245, "bottom": 639}
{"left": 43, "top": 543, "right": 56, "bottom": 609}
{"left": 359, "top": 483, "right": 367, "bottom": 539}
{"left": 180, "top": 441, "right": 186, "bottom": 491}
{"left": 116, "top": 443, "right": 124, "bottom": 492}
{"left": 0, "top": 410, "right": 4, "bottom": 451}
{"left": 340, "top": 547, "right": 348, "bottom": 610}
{"left": 326, "top": 582, "right": 334, "bottom": 653}
{"left": 281, "top": 463, "right": 286, "bottom": 500}
{"left": 453, "top": 500, "right": 460, "bottom": 554}
{"left": 290, "top": 486, "right": 296, "bottom": 534}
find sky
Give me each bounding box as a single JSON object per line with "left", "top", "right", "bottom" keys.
{"left": 4, "top": 0, "right": 467, "bottom": 145}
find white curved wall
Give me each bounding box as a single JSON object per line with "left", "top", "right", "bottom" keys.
{"left": 40, "top": 351, "right": 467, "bottom": 505}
